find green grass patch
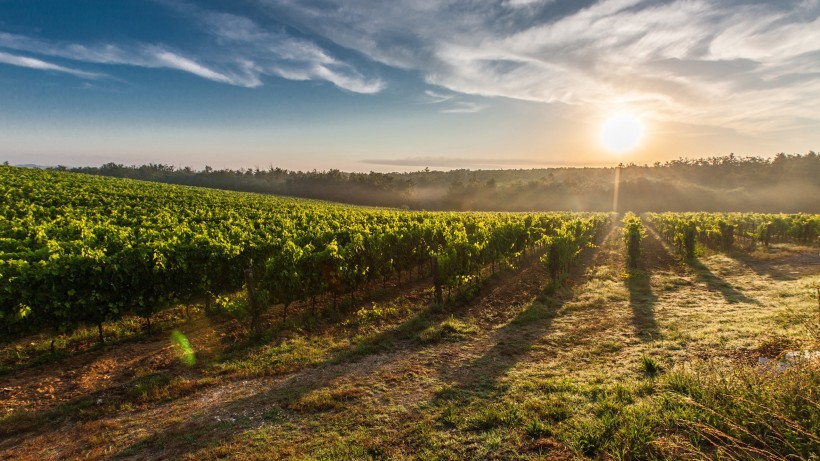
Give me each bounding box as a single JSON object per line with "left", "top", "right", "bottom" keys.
{"left": 640, "top": 354, "right": 662, "bottom": 376}
{"left": 287, "top": 385, "right": 368, "bottom": 412}
{"left": 465, "top": 402, "right": 524, "bottom": 431}
{"left": 660, "top": 359, "right": 820, "bottom": 460}
{"left": 214, "top": 334, "right": 333, "bottom": 378}
{"left": 524, "top": 417, "right": 552, "bottom": 438}
{"left": 592, "top": 339, "right": 625, "bottom": 355}
{"left": 126, "top": 373, "right": 212, "bottom": 404}
{"left": 417, "top": 316, "right": 478, "bottom": 344}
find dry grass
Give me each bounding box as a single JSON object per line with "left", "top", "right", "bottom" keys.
{"left": 1, "top": 222, "right": 818, "bottom": 460}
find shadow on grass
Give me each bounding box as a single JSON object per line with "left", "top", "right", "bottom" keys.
{"left": 688, "top": 259, "right": 760, "bottom": 305}
{"left": 0, "top": 365, "right": 208, "bottom": 447}
{"left": 27, "top": 225, "right": 616, "bottom": 458}
{"left": 109, "top": 314, "right": 438, "bottom": 457}
{"left": 0, "top": 277, "right": 442, "bottom": 456}
{"left": 446, "top": 296, "right": 561, "bottom": 390}
{"left": 443, "top": 223, "right": 614, "bottom": 391}
{"left": 0, "top": 306, "right": 193, "bottom": 377}
{"left": 110, "top": 260, "right": 547, "bottom": 458}
{"left": 208, "top": 270, "right": 441, "bottom": 373}
{"left": 627, "top": 270, "right": 659, "bottom": 342}
{"left": 725, "top": 247, "right": 820, "bottom": 282}
{"left": 625, "top": 227, "right": 684, "bottom": 342}
{"left": 643, "top": 225, "right": 760, "bottom": 306}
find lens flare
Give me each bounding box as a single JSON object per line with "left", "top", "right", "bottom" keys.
{"left": 171, "top": 330, "right": 196, "bottom": 366}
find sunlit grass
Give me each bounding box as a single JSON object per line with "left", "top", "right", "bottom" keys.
{"left": 2, "top": 236, "right": 818, "bottom": 460}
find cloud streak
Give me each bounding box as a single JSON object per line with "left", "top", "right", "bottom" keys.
{"left": 421, "top": 90, "right": 485, "bottom": 113}
{"left": 440, "top": 102, "right": 485, "bottom": 114}
{"left": 0, "top": 50, "right": 104, "bottom": 78}
{"left": 2, "top": 0, "right": 818, "bottom": 132}
{"left": 361, "top": 156, "right": 588, "bottom": 168}
{"left": 0, "top": 32, "right": 260, "bottom": 87}
{"left": 0, "top": 2, "right": 384, "bottom": 94}
{"left": 159, "top": 0, "right": 385, "bottom": 93}
{"left": 256, "top": 0, "right": 820, "bottom": 132}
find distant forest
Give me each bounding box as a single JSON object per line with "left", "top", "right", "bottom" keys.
{"left": 62, "top": 153, "right": 820, "bottom": 213}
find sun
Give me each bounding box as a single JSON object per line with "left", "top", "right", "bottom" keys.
{"left": 600, "top": 112, "right": 644, "bottom": 153}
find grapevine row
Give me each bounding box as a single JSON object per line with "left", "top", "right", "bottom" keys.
{"left": 622, "top": 213, "right": 645, "bottom": 269}
{"left": 0, "top": 166, "right": 609, "bottom": 341}
{"left": 645, "top": 212, "right": 819, "bottom": 259}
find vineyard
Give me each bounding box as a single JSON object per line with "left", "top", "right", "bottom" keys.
{"left": 1, "top": 166, "right": 818, "bottom": 460}
{"left": 0, "top": 166, "right": 609, "bottom": 344}
{"left": 646, "top": 212, "right": 819, "bottom": 259}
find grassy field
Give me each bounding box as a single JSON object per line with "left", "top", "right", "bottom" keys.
{"left": 1, "top": 220, "right": 818, "bottom": 460}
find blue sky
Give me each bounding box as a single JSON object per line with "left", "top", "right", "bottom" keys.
{"left": 1, "top": 0, "right": 819, "bottom": 171}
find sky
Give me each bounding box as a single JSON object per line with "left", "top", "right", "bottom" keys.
{"left": 1, "top": 0, "right": 819, "bottom": 172}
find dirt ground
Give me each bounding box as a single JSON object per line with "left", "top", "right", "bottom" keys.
{"left": 2, "top": 221, "right": 818, "bottom": 460}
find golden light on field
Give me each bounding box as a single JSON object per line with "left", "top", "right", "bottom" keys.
{"left": 600, "top": 112, "right": 644, "bottom": 153}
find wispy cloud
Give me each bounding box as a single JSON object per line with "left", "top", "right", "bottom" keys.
{"left": 150, "top": 48, "right": 262, "bottom": 87}
{"left": 159, "top": 0, "right": 384, "bottom": 93}
{"left": 440, "top": 102, "right": 485, "bottom": 114}
{"left": 256, "top": 0, "right": 820, "bottom": 132}
{"left": 3, "top": 0, "right": 818, "bottom": 131}
{"left": 504, "top": 0, "right": 554, "bottom": 7}
{"left": 421, "top": 89, "right": 484, "bottom": 113}
{"left": 423, "top": 90, "right": 455, "bottom": 104}
{"left": 0, "top": 1, "right": 384, "bottom": 93}
{"left": 0, "top": 50, "right": 104, "bottom": 79}
{"left": 361, "top": 156, "right": 584, "bottom": 168}
{"left": 0, "top": 32, "right": 260, "bottom": 87}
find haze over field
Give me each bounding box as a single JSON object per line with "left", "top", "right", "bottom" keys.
{"left": 69, "top": 153, "right": 820, "bottom": 213}
{"left": 1, "top": 0, "right": 819, "bottom": 171}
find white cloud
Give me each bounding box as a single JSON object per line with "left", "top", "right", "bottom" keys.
{"left": 710, "top": 14, "right": 820, "bottom": 62}
{"left": 158, "top": 1, "right": 385, "bottom": 93}
{"left": 150, "top": 48, "right": 262, "bottom": 87}
{"left": 3, "top": 0, "right": 818, "bottom": 129}
{"left": 0, "top": 50, "right": 104, "bottom": 79}
{"left": 361, "top": 155, "right": 564, "bottom": 168}
{"left": 255, "top": 0, "right": 820, "bottom": 132}
{"left": 311, "top": 64, "right": 384, "bottom": 94}
{"left": 423, "top": 90, "right": 455, "bottom": 103}
{"left": 421, "top": 88, "right": 485, "bottom": 113}
{"left": 0, "top": 32, "right": 260, "bottom": 87}
{"left": 504, "top": 0, "right": 553, "bottom": 7}
{"left": 440, "top": 102, "right": 485, "bottom": 114}
{"left": 0, "top": 3, "right": 385, "bottom": 94}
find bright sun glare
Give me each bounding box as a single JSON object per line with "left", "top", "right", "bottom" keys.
{"left": 600, "top": 112, "right": 644, "bottom": 153}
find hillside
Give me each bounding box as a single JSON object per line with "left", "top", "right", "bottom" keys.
{"left": 0, "top": 166, "right": 818, "bottom": 459}
{"left": 1, "top": 216, "right": 818, "bottom": 459}
{"left": 65, "top": 152, "right": 820, "bottom": 212}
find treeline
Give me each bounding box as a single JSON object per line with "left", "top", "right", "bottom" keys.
{"left": 66, "top": 164, "right": 415, "bottom": 208}
{"left": 61, "top": 152, "right": 820, "bottom": 212}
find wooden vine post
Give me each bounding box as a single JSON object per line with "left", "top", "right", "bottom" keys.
{"left": 432, "top": 256, "right": 443, "bottom": 305}
{"left": 244, "top": 268, "right": 259, "bottom": 334}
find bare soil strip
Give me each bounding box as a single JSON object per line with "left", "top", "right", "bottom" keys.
{"left": 2, "top": 220, "right": 818, "bottom": 460}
